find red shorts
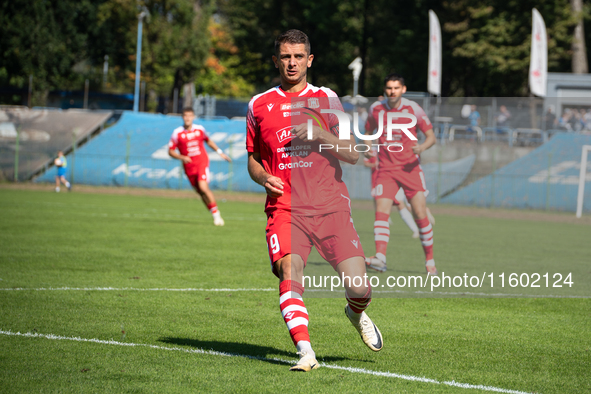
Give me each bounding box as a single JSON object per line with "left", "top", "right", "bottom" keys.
{"left": 185, "top": 164, "right": 210, "bottom": 189}
{"left": 374, "top": 164, "right": 427, "bottom": 202}
{"left": 265, "top": 209, "right": 364, "bottom": 276}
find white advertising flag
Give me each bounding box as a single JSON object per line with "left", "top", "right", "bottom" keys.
{"left": 529, "top": 8, "right": 548, "bottom": 97}
{"left": 428, "top": 10, "right": 442, "bottom": 96}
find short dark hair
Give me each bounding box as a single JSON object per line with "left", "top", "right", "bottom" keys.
{"left": 384, "top": 73, "right": 405, "bottom": 87}
{"left": 182, "top": 107, "right": 194, "bottom": 114}
{"left": 274, "top": 29, "right": 311, "bottom": 56}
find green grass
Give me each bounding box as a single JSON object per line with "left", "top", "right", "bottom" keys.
{"left": 0, "top": 188, "right": 590, "bottom": 393}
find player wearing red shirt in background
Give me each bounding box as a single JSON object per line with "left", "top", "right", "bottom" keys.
{"left": 363, "top": 147, "right": 420, "bottom": 238}
{"left": 247, "top": 30, "right": 383, "bottom": 372}
{"left": 169, "top": 107, "right": 232, "bottom": 226}
{"left": 364, "top": 74, "right": 438, "bottom": 275}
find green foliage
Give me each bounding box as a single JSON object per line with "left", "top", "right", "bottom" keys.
{"left": 194, "top": 19, "right": 256, "bottom": 97}
{"left": 0, "top": 0, "right": 589, "bottom": 101}
{"left": 96, "top": 0, "right": 213, "bottom": 98}
{"left": 0, "top": 0, "right": 101, "bottom": 103}
{"left": 441, "top": 0, "right": 576, "bottom": 96}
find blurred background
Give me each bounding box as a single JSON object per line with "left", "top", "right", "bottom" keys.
{"left": 1, "top": 0, "right": 591, "bottom": 213}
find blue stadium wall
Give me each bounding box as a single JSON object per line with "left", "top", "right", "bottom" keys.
{"left": 35, "top": 111, "right": 263, "bottom": 193}
{"left": 442, "top": 134, "right": 591, "bottom": 212}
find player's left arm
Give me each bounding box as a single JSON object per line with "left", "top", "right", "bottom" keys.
{"left": 412, "top": 128, "right": 436, "bottom": 155}
{"left": 411, "top": 105, "right": 437, "bottom": 155}
{"left": 205, "top": 139, "right": 232, "bottom": 162}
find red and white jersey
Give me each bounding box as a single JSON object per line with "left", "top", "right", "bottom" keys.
{"left": 169, "top": 124, "right": 210, "bottom": 169}
{"left": 246, "top": 83, "right": 352, "bottom": 215}
{"left": 365, "top": 97, "right": 432, "bottom": 169}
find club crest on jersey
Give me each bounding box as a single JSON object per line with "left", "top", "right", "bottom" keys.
{"left": 308, "top": 98, "right": 319, "bottom": 108}
{"left": 276, "top": 126, "right": 294, "bottom": 144}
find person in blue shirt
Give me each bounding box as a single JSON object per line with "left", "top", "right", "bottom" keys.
{"left": 54, "top": 151, "right": 71, "bottom": 192}
{"left": 467, "top": 105, "right": 481, "bottom": 132}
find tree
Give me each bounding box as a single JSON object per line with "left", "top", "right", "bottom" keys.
{"left": 96, "top": 0, "right": 213, "bottom": 111}
{"left": 442, "top": 0, "right": 576, "bottom": 96}
{"left": 0, "top": 0, "right": 101, "bottom": 105}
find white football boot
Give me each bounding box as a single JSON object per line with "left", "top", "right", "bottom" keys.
{"left": 289, "top": 351, "right": 319, "bottom": 372}
{"left": 345, "top": 305, "right": 383, "bottom": 352}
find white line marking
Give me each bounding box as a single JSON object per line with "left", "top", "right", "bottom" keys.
{"left": 0, "top": 329, "right": 533, "bottom": 394}
{"left": 0, "top": 287, "right": 587, "bottom": 298}
{"left": 0, "top": 287, "right": 276, "bottom": 292}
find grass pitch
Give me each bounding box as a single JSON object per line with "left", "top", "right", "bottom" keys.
{"left": 0, "top": 187, "right": 589, "bottom": 393}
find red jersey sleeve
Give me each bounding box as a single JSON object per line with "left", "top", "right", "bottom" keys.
{"left": 246, "top": 99, "right": 259, "bottom": 153}
{"left": 168, "top": 130, "right": 179, "bottom": 150}
{"left": 201, "top": 127, "right": 210, "bottom": 142}
{"left": 320, "top": 88, "right": 344, "bottom": 137}
{"left": 365, "top": 103, "right": 379, "bottom": 133}
{"left": 411, "top": 102, "right": 433, "bottom": 134}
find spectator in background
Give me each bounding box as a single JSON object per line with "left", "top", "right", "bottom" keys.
{"left": 467, "top": 105, "right": 481, "bottom": 132}
{"left": 54, "top": 151, "right": 71, "bottom": 192}
{"left": 496, "top": 105, "right": 511, "bottom": 132}
{"left": 559, "top": 109, "right": 572, "bottom": 131}
{"left": 542, "top": 107, "right": 557, "bottom": 131}
{"left": 583, "top": 109, "right": 591, "bottom": 131}
{"left": 571, "top": 109, "right": 583, "bottom": 132}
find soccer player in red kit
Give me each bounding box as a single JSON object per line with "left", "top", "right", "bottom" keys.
{"left": 169, "top": 107, "right": 232, "bottom": 226}
{"left": 364, "top": 148, "right": 421, "bottom": 238}
{"left": 364, "top": 74, "right": 438, "bottom": 275}
{"left": 247, "top": 30, "right": 383, "bottom": 372}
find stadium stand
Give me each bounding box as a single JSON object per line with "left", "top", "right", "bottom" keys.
{"left": 34, "top": 111, "right": 262, "bottom": 192}
{"left": 1, "top": 107, "right": 113, "bottom": 181}
{"left": 442, "top": 134, "right": 591, "bottom": 212}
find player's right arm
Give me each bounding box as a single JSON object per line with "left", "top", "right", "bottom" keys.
{"left": 168, "top": 148, "right": 192, "bottom": 164}
{"left": 247, "top": 152, "right": 284, "bottom": 198}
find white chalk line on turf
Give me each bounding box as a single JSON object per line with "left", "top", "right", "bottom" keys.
{"left": 0, "top": 287, "right": 588, "bottom": 298}
{"left": 0, "top": 287, "right": 276, "bottom": 292}
{"left": 0, "top": 329, "right": 533, "bottom": 394}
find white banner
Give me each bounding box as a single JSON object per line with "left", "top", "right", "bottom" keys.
{"left": 529, "top": 8, "right": 547, "bottom": 97}
{"left": 428, "top": 10, "right": 442, "bottom": 96}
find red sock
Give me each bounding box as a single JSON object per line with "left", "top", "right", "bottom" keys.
{"left": 207, "top": 202, "right": 219, "bottom": 215}
{"left": 415, "top": 217, "right": 434, "bottom": 261}
{"left": 374, "top": 212, "right": 390, "bottom": 260}
{"left": 279, "top": 280, "right": 310, "bottom": 347}
{"left": 346, "top": 285, "right": 372, "bottom": 314}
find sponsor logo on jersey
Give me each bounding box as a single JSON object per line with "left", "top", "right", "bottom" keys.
{"left": 276, "top": 127, "right": 295, "bottom": 144}
{"left": 278, "top": 161, "right": 313, "bottom": 170}
{"left": 283, "top": 111, "right": 301, "bottom": 117}
{"left": 281, "top": 102, "right": 304, "bottom": 110}
{"left": 267, "top": 103, "right": 274, "bottom": 111}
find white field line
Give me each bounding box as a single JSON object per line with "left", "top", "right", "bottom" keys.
{"left": 0, "top": 287, "right": 276, "bottom": 292}
{"left": 0, "top": 329, "right": 533, "bottom": 394}
{"left": 0, "top": 287, "right": 588, "bottom": 298}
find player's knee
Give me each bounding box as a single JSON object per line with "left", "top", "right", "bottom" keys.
{"left": 275, "top": 254, "right": 304, "bottom": 281}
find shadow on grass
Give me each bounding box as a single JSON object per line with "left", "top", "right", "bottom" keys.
{"left": 158, "top": 337, "right": 363, "bottom": 365}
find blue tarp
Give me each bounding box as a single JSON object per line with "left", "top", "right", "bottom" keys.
{"left": 35, "top": 111, "right": 262, "bottom": 192}
{"left": 442, "top": 134, "right": 591, "bottom": 212}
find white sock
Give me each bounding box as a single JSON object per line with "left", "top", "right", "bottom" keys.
{"left": 426, "top": 259, "right": 435, "bottom": 267}
{"left": 296, "top": 341, "right": 314, "bottom": 355}
{"left": 399, "top": 208, "right": 419, "bottom": 234}
{"left": 65, "top": 181, "right": 70, "bottom": 187}
{"left": 346, "top": 306, "right": 362, "bottom": 322}
{"left": 212, "top": 210, "right": 221, "bottom": 219}
{"left": 56, "top": 187, "right": 60, "bottom": 192}
{"left": 375, "top": 252, "right": 386, "bottom": 263}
